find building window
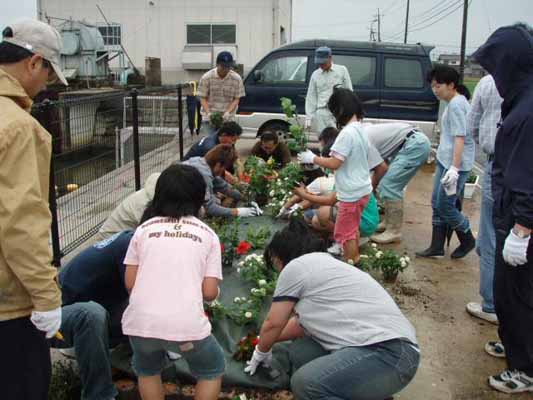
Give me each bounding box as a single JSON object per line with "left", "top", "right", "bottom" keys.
{"left": 187, "top": 24, "right": 236, "bottom": 45}
{"left": 98, "top": 25, "right": 121, "bottom": 46}
{"left": 385, "top": 58, "right": 423, "bottom": 88}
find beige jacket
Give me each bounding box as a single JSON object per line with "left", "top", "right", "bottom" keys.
{"left": 0, "top": 68, "right": 61, "bottom": 321}
{"left": 95, "top": 172, "right": 161, "bottom": 240}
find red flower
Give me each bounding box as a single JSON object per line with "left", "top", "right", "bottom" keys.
{"left": 239, "top": 173, "right": 251, "bottom": 184}
{"left": 251, "top": 337, "right": 260, "bottom": 347}
{"left": 236, "top": 240, "right": 252, "bottom": 255}
{"left": 220, "top": 243, "right": 225, "bottom": 253}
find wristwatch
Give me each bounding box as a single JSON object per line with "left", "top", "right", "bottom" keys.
{"left": 512, "top": 227, "right": 531, "bottom": 239}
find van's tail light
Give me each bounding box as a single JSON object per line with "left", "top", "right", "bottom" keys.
{"left": 237, "top": 111, "right": 253, "bottom": 115}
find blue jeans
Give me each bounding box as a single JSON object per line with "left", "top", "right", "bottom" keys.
{"left": 431, "top": 161, "right": 471, "bottom": 232}
{"left": 290, "top": 337, "right": 420, "bottom": 400}
{"left": 378, "top": 131, "right": 431, "bottom": 200}
{"left": 476, "top": 160, "right": 496, "bottom": 313}
{"left": 51, "top": 302, "right": 118, "bottom": 400}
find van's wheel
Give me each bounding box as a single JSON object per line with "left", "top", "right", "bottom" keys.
{"left": 258, "top": 121, "right": 289, "bottom": 140}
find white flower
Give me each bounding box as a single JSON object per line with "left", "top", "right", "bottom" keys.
{"left": 375, "top": 251, "right": 383, "bottom": 259}
{"left": 237, "top": 267, "right": 241, "bottom": 273}
{"left": 371, "top": 243, "right": 378, "bottom": 249}
{"left": 211, "top": 300, "right": 220, "bottom": 307}
{"left": 269, "top": 190, "right": 275, "bottom": 197}
{"left": 284, "top": 177, "right": 289, "bottom": 181}
{"left": 234, "top": 297, "right": 241, "bottom": 303}
{"left": 400, "top": 260, "right": 407, "bottom": 268}
{"left": 399, "top": 257, "right": 405, "bottom": 263}
{"left": 258, "top": 279, "right": 267, "bottom": 286}
{"left": 248, "top": 299, "right": 253, "bottom": 304}
{"left": 251, "top": 288, "right": 258, "bottom": 294}
{"left": 360, "top": 254, "right": 369, "bottom": 259}
{"left": 241, "top": 296, "right": 247, "bottom": 301}
{"left": 245, "top": 311, "right": 253, "bottom": 318}
{"left": 404, "top": 256, "right": 411, "bottom": 263}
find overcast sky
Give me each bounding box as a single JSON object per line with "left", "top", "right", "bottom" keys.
{"left": 1, "top": 0, "right": 531, "bottom": 56}
{"left": 293, "top": 0, "right": 533, "bottom": 55}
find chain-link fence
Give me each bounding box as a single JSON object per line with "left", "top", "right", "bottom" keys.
{"left": 33, "top": 85, "right": 198, "bottom": 265}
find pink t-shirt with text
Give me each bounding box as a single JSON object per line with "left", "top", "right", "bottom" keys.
{"left": 121, "top": 216, "right": 222, "bottom": 341}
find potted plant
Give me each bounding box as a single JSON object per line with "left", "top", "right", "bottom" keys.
{"left": 464, "top": 171, "right": 479, "bottom": 199}
{"left": 360, "top": 243, "right": 410, "bottom": 283}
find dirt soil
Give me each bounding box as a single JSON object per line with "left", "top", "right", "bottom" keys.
{"left": 55, "top": 139, "right": 530, "bottom": 399}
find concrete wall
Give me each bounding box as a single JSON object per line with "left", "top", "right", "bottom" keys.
{"left": 38, "top": 0, "right": 292, "bottom": 84}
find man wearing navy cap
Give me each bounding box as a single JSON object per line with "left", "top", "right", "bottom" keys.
{"left": 198, "top": 51, "right": 245, "bottom": 136}
{"left": 305, "top": 47, "right": 352, "bottom": 133}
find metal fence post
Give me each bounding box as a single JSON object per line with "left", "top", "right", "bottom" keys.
{"left": 177, "top": 85, "right": 184, "bottom": 160}
{"left": 131, "top": 89, "right": 141, "bottom": 191}
{"left": 40, "top": 100, "right": 62, "bottom": 267}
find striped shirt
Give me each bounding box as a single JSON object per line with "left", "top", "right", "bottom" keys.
{"left": 467, "top": 75, "right": 503, "bottom": 156}
{"left": 197, "top": 68, "right": 245, "bottom": 118}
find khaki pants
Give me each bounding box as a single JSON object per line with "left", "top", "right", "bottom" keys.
{"left": 313, "top": 108, "right": 337, "bottom": 134}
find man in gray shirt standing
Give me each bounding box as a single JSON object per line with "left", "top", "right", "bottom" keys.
{"left": 465, "top": 75, "right": 502, "bottom": 325}
{"left": 305, "top": 47, "right": 352, "bottom": 133}
{"left": 364, "top": 123, "right": 431, "bottom": 244}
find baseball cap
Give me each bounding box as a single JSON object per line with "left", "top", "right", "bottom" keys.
{"left": 314, "top": 46, "right": 332, "bottom": 64}
{"left": 3, "top": 19, "right": 68, "bottom": 86}
{"left": 216, "top": 51, "right": 234, "bottom": 68}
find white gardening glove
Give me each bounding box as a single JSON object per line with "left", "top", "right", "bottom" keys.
{"left": 237, "top": 207, "right": 259, "bottom": 218}
{"left": 297, "top": 150, "right": 316, "bottom": 165}
{"left": 288, "top": 203, "right": 301, "bottom": 216}
{"left": 503, "top": 230, "right": 530, "bottom": 266}
{"left": 304, "top": 117, "right": 312, "bottom": 129}
{"left": 250, "top": 201, "right": 264, "bottom": 216}
{"left": 440, "top": 166, "right": 459, "bottom": 188}
{"left": 244, "top": 345, "right": 273, "bottom": 375}
{"left": 276, "top": 206, "right": 288, "bottom": 218}
{"left": 167, "top": 351, "right": 182, "bottom": 361}
{"left": 223, "top": 111, "right": 231, "bottom": 121}
{"left": 31, "top": 307, "right": 62, "bottom": 339}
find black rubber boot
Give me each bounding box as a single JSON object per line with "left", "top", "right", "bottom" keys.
{"left": 451, "top": 229, "right": 476, "bottom": 259}
{"left": 416, "top": 225, "right": 447, "bottom": 258}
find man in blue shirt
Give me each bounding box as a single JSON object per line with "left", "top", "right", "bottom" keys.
{"left": 51, "top": 231, "right": 134, "bottom": 400}
{"left": 417, "top": 65, "right": 476, "bottom": 260}
{"left": 183, "top": 121, "right": 242, "bottom": 161}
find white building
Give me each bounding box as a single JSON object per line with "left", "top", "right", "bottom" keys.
{"left": 37, "top": 0, "right": 293, "bottom": 83}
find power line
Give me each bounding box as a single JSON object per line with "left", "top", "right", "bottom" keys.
{"left": 385, "top": 0, "right": 464, "bottom": 40}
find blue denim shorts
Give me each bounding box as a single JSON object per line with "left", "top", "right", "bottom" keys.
{"left": 129, "top": 334, "right": 225, "bottom": 380}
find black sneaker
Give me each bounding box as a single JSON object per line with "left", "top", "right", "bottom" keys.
{"left": 489, "top": 369, "right": 533, "bottom": 393}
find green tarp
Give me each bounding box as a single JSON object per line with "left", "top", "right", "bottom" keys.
{"left": 110, "top": 216, "right": 297, "bottom": 389}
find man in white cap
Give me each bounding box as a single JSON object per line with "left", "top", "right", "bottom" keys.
{"left": 305, "top": 46, "right": 352, "bottom": 133}
{"left": 0, "top": 19, "right": 67, "bottom": 400}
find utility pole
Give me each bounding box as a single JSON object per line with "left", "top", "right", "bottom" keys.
{"left": 459, "top": 0, "right": 469, "bottom": 82}
{"left": 377, "top": 8, "right": 381, "bottom": 42}
{"left": 404, "top": 0, "right": 410, "bottom": 44}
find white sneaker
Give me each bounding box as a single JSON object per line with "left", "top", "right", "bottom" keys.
{"left": 59, "top": 348, "right": 76, "bottom": 359}
{"left": 466, "top": 302, "right": 498, "bottom": 324}
{"left": 327, "top": 242, "right": 342, "bottom": 256}
{"left": 489, "top": 369, "right": 533, "bottom": 393}
{"left": 485, "top": 341, "right": 506, "bottom": 358}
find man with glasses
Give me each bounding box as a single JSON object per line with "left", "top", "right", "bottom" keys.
{"left": 0, "top": 19, "right": 68, "bottom": 400}
{"left": 198, "top": 51, "right": 245, "bottom": 136}
{"left": 305, "top": 46, "right": 352, "bottom": 133}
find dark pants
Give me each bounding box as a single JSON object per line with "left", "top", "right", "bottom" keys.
{"left": 0, "top": 316, "right": 51, "bottom": 400}
{"left": 494, "top": 229, "right": 533, "bottom": 375}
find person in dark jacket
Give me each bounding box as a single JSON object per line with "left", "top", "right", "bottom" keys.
{"left": 472, "top": 23, "right": 533, "bottom": 394}
{"left": 183, "top": 120, "right": 242, "bottom": 160}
